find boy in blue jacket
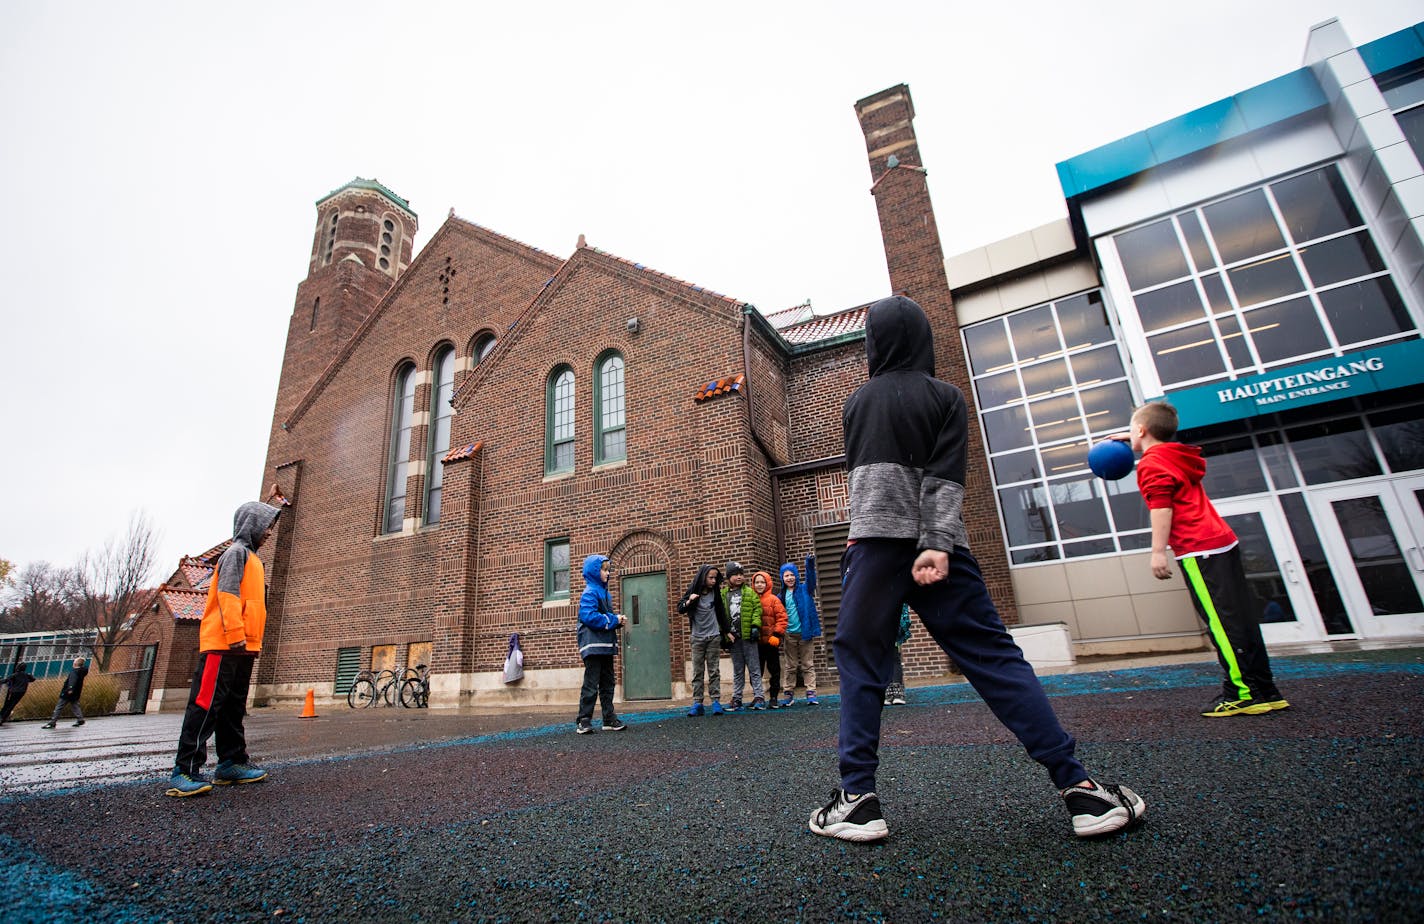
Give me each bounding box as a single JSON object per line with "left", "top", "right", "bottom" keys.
{"left": 575, "top": 554, "right": 628, "bottom": 734}
{"left": 809, "top": 295, "right": 1145, "bottom": 843}
{"left": 778, "top": 558, "right": 823, "bottom": 706}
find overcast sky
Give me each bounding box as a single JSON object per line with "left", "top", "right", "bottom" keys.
{"left": 1, "top": 0, "right": 1419, "bottom": 582}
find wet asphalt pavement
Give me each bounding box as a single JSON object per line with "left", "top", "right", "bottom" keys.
{"left": 1, "top": 649, "right": 1420, "bottom": 922}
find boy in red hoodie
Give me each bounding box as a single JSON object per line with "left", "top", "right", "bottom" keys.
{"left": 1128, "top": 402, "right": 1288, "bottom": 717}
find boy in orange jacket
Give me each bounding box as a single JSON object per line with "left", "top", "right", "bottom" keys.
{"left": 166, "top": 501, "right": 281, "bottom": 797}
{"left": 753, "top": 571, "right": 788, "bottom": 709}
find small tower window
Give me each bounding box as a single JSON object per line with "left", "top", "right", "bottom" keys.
{"left": 379, "top": 214, "right": 402, "bottom": 276}
{"left": 323, "top": 211, "right": 338, "bottom": 265}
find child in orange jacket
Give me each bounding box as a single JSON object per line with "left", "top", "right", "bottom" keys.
{"left": 166, "top": 501, "right": 281, "bottom": 797}
{"left": 753, "top": 571, "right": 789, "bottom": 709}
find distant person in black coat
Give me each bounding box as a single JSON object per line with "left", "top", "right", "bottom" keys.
{"left": 42, "top": 658, "right": 88, "bottom": 728}
{"left": 1, "top": 664, "right": 38, "bottom": 724}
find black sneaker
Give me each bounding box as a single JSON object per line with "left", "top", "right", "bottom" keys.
{"left": 809, "top": 788, "right": 889, "bottom": 842}
{"left": 72, "top": 719, "right": 85, "bottom": 727}
{"left": 1061, "top": 780, "right": 1146, "bottom": 837}
{"left": 41, "top": 722, "right": 56, "bottom": 729}
{"left": 576, "top": 721, "right": 594, "bottom": 735}
{"left": 601, "top": 719, "right": 627, "bottom": 732}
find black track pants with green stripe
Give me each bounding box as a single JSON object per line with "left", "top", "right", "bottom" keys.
{"left": 1181, "top": 547, "right": 1281, "bottom": 703}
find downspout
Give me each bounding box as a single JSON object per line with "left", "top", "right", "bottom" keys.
{"left": 742, "top": 306, "right": 787, "bottom": 564}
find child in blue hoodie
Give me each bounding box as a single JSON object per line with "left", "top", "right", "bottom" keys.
{"left": 778, "top": 558, "right": 823, "bottom": 706}
{"left": 575, "top": 554, "right": 628, "bottom": 734}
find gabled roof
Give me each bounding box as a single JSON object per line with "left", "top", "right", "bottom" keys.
{"left": 451, "top": 243, "right": 749, "bottom": 411}
{"left": 158, "top": 586, "right": 208, "bottom": 622}
{"left": 584, "top": 246, "right": 741, "bottom": 307}
{"left": 777, "top": 304, "right": 869, "bottom": 345}
{"left": 178, "top": 558, "right": 214, "bottom": 589}
{"left": 284, "top": 216, "right": 564, "bottom": 429}
{"left": 763, "top": 302, "right": 815, "bottom": 330}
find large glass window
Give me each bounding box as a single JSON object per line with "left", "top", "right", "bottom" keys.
{"left": 383, "top": 363, "right": 416, "bottom": 534}
{"left": 594, "top": 352, "right": 626, "bottom": 465}
{"left": 425, "top": 347, "right": 455, "bottom": 525}
{"left": 1111, "top": 165, "right": 1417, "bottom": 391}
{"left": 1377, "top": 63, "right": 1424, "bottom": 162}
{"left": 963, "top": 290, "right": 1145, "bottom": 563}
{"left": 546, "top": 366, "right": 575, "bottom": 475}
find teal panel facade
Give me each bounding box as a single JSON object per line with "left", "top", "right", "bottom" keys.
{"left": 1158, "top": 339, "right": 1424, "bottom": 429}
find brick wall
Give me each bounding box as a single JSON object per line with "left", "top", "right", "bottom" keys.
{"left": 256, "top": 217, "right": 563, "bottom": 697}
{"left": 451, "top": 249, "right": 780, "bottom": 689}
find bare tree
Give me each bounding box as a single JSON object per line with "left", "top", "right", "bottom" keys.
{"left": 0, "top": 560, "right": 83, "bottom": 634}
{"left": 67, "top": 513, "right": 160, "bottom": 670}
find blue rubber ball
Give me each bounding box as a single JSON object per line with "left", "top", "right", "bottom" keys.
{"left": 1088, "top": 439, "right": 1135, "bottom": 480}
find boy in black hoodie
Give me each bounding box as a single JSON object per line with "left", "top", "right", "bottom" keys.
{"left": 677, "top": 564, "right": 734, "bottom": 716}
{"left": 1, "top": 663, "right": 38, "bottom": 724}
{"left": 809, "top": 295, "right": 1145, "bottom": 843}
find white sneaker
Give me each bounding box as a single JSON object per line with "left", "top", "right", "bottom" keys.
{"left": 809, "top": 788, "right": 889, "bottom": 842}
{"left": 1061, "top": 780, "right": 1146, "bottom": 837}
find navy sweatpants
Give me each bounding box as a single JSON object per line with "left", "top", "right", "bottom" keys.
{"left": 834, "top": 539, "right": 1087, "bottom": 794}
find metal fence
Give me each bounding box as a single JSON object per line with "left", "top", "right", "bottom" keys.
{"left": 2, "top": 638, "right": 159, "bottom": 716}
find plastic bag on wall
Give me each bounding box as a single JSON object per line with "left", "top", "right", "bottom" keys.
{"left": 503, "top": 633, "right": 525, "bottom": 684}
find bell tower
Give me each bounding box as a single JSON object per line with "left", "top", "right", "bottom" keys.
{"left": 272, "top": 178, "right": 417, "bottom": 429}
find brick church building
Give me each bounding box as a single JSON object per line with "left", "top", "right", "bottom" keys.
{"left": 223, "top": 85, "right": 1019, "bottom": 709}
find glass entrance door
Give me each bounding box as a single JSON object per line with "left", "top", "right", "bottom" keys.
{"left": 1215, "top": 497, "right": 1326, "bottom": 645}
{"left": 1306, "top": 475, "right": 1424, "bottom": 638}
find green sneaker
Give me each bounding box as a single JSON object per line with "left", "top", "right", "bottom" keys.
{"left": 1201, "top": 696, "right": 1273, "bottom": 717}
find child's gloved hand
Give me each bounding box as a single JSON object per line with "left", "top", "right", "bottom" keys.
{"left": 749, "top": 627, "right": 760, "bottom": 642}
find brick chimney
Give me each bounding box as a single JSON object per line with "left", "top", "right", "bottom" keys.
{"left": 854, "top": 85, "right": 1019, "bottom": 625}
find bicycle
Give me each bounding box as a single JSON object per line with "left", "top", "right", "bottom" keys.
{"left": 347, "top": 668, "right": 402, "bottom": 708}
{"left": 399, "top": 664, "right": 429, "bottom": 708}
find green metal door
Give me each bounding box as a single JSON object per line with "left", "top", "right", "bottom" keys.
{"left": 620, "top": 572, "right": 671, "bottom": 700}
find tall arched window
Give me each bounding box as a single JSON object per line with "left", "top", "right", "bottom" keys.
{"left": 546, "top": 366, "right": 575, "bottom": 475}
{"left": 425, "top": 346, "right": 456, "bottom": 524}
{"left": 383, "top": 363, "right": 417, "bottom": 533}
{"left": 473, "top": 332, "right": 497, "bottom": 364}
{"left": 594, "top": 351, "right": 626, "bottom": 465}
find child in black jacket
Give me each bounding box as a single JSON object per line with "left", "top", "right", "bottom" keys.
{"left": 809, "top": 295, "right": 1145, "bottom": 843}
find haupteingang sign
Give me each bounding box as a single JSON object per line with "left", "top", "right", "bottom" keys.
{"left": 1156, "top": 339, "right": 1424, "bottom": 428}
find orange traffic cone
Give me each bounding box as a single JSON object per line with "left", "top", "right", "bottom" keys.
{"left": 299, "top": 688, "right": 318, "bottom": 718}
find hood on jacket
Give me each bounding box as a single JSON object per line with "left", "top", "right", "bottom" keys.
{"left": 687, "top": 563, "right": 721, "bottom": 596}
{"left": 233, "top": 501, "right": 282, "bottom": 550}
{"left": 779, "top": 562, "right": 800, "bottom": 589}
{"left": 1145, "top": 442, "right": 1207, "bottom": 486}
{"left": 752, "top": 570, "right": 777, "bottom": 597}
{"left": 582, "top": 554, "right": 609, "bottom": 589}
{"left": 865, "top": 295, "right": 935, "bottom": 378}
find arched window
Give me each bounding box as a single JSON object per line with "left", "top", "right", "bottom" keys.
{"left": 425, "top": 347, "right": 456, "bottom": 524}
{"left": 545, "top": 366, "right": 575, "bottom": 475}
{"left": 383, "top": 363, "right": 417, "bottom": 533}
{"left": 473, "top": 332, "right": 497, "bottom": 364}
{"left": 594, "top": 351, "right": 626, "bottom": 464}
